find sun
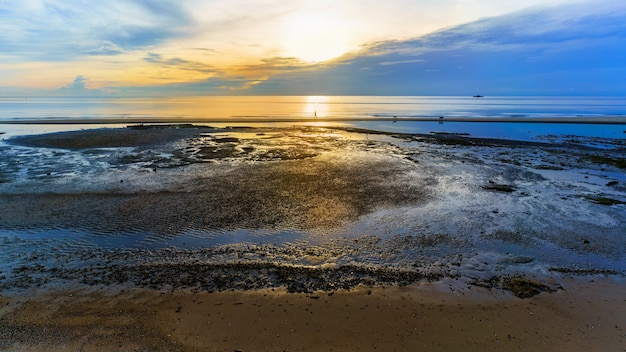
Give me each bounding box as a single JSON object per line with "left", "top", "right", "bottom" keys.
{"left": 283, "top": 11, "right": 351, "bottom": 63}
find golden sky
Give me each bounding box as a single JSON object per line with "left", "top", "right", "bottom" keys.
{"left": 3, "top": 0, "right": 623, "bottom": 96}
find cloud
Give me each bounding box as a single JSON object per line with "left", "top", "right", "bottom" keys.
{"left": 86, "top": 41, "right": 125, "bottom": 56}
{"left": 55, "top": 75, "right": 108, "bottom": 96}
{"left": 142, "top": 53, "right": 216, "bottom": 74}
{"left": 40, "top": 0, "right": 622, "bottom": 97}
{"left": 64, "top": 76, "right": 89, "bottom": 90}
{"left": 0, "top": 0, "right": 193, "bottom": 61}
{"left": 378, "top": 59, "right": 425, "bottom": 66}
{"left": 234, "top": 57, "right": 314, "bottom": 76}
{"left": 2, "top": 0, "right": 624, "bottom": 96}
{"left": 143, "top": 53, "right": 164, "bottom": 63}
{"left": 36, "top": 76, "right": 124, "bottom": 97}
{"left": 112, "top": 76, "right": 260, "bottom": 96}
{"left": 244, "top": 1, "right": 626, "bottom": 95}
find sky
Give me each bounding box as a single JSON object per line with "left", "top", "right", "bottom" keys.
{"left": 1, "top": 0, "right": 625, "bottom": 96}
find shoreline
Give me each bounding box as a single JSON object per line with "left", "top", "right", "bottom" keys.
{"left": 1, "top": 277, "right": 624, "bottom": 351}
{"left": 2, "top": 115, "right": 626, "bottom": 125}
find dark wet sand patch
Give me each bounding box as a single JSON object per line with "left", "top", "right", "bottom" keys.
{"left": 475, "top": 275, "right": 557, "bottom": 299}
{"left": 0, "top": 155, "right": 431, "bottom": 233}
{"left": 481, "top": 183, "right": 517, "bottom": 193}
{"left": 588, "top": 155, "right": 626, "bottom": 169}
{"left": 8, "top": 123, "right": 607, "bottom": 151}
{"left": 8, "top": 124, "right": 215, "bottom": 149}
{"left": 585, "top": 195, "right": 626, "bottom": 205}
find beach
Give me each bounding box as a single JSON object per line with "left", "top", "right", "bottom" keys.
{"left": 1, "top": 278, "right": 625, "bottom": 352}
{"left": 1, "top": 123, "right": 625, "bottom": 350}
{"left": 4, "top": 0, "right": 626, "bottom": 346}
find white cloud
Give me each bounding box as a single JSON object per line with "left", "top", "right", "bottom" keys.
{"left": 86, "top": 41, "right": 125, "bottom": 56}
{"left": 64, "top": 75, "right": 89, "bottom": 90}
{"left": 379, "top": 59, "right": 425, "bottom": 66}
{"left": 3, "top": 0, "right": 595, "bottom": 59}
{"left": 0, "top": 0, "right": 615, "bottom": 89}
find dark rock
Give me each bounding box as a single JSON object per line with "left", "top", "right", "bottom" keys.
{"left": 214, "top": 137, "right": 240, "bottom": 143}
{"left": 482, "top": 184, "right": 516, "bottom": 192}
{"left": 478, "top": 276, "right": 555, "bottom": 299}
{"left": 585, "top": 196, "right": 625, "bottom": 205}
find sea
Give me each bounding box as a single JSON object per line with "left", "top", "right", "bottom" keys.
{"left": 1, "top": 95, "right": 626, "bottom": 142}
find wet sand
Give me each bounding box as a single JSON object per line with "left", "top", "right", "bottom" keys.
{"left": 1, "top": 278, "right": 624, "bottom": 351}
{"left": 1, "top": 124, "right": 625, "bottom": 350}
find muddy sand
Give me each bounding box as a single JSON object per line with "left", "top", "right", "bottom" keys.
{"left": 1, "top": 124, "right": 625, "bottom": 350}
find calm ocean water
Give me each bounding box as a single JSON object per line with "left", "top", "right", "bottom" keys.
{"left": 1, "top": 95, "right": 625, "bottom": 141}
{"left": 1, "top": 95, "right": 625, "bottom": 120}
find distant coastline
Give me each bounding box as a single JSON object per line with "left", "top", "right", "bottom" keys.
{"left": 2, "top": 116, "right": 626, "bottom": 125}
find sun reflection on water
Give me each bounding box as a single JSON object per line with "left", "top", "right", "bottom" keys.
{"left": 304, "top": 96, "right": 330, "bottom": 119}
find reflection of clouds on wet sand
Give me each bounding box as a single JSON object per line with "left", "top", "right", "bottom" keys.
{"left": 1, "top": 132, "right": 433, "bottom": 237}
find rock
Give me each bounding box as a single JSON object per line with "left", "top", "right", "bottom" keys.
{"left": 485, "top": 276, "right": 555, "bottom": 299}
{"left": 586, "top": 196, "right": 625, "bottom": 205}
{"left": 482, "top": 184, "right": 516, "bottom": 192}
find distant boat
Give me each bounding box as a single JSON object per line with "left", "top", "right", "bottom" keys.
{"left": 473, "top": 95, "right": 484, "bottom": 98}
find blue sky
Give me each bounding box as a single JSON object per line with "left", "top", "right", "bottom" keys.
{"left": 1, "top": 0, "right": 624, "bottom": 96}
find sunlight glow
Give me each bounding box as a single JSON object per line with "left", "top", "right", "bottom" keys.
{"left": 283, "top": 12, "right": 351, "bottom": 63}
{"left": 0, "top": 0, "right": 614, "bottom": 94}
{"left": 304, "top": 96, "right": 330, "bottom": 118}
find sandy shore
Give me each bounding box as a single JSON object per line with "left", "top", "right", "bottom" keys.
{"left": 1, "top": 278, "right": 624, "bottom": 351}
{"left": 1, "top": 124, "right": 625, "bottom": 350}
